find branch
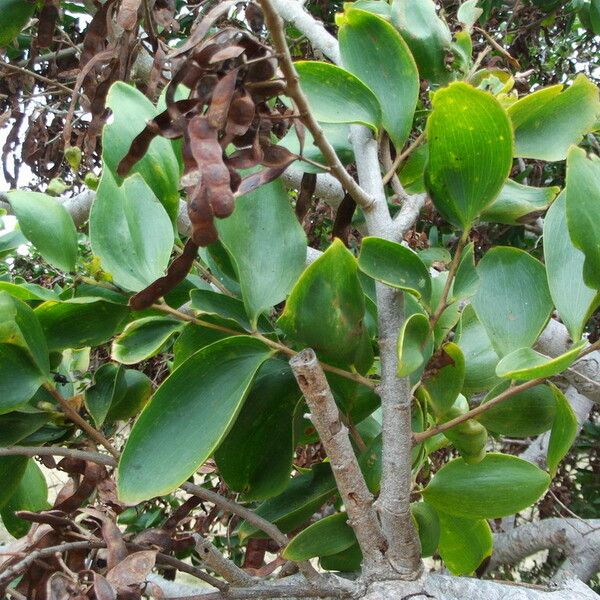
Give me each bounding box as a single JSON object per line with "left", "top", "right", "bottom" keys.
{"left": 0, "top": 445, "right": 116, "bottom": 466}
{"left": 489, "top": 518, "right": 600, "bottom": 583}
{"left": 391, "top": 193, "right": 427, "bottom": 241}
{"left": 194, "top": 534, "right": 255, "bottom": 587}
{"left": 259, "top": 0, "right": 375, "bottom": 211}
{"left": 289, "top": 349, "right": 390, "bottom": 577}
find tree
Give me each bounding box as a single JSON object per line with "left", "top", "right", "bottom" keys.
{"left": 0, "top": 0, "right": 599, "bottom": 598}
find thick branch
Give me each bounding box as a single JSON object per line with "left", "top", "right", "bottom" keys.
{"left": 194, "top": 534, "right": 255, "bottom": 587}
{"left": 490, "top": 518, "right": 600, "bottom": 583}
{"left": 289, "top": 349, "right": 390, "bottom": 577}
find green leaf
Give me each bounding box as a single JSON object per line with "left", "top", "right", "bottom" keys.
{"left": 422, "top": 453, "right": 550, "bottom": 519}
{"left": 0, "top": 410, "right": 49, "bottom": 446}
{"left": 452, "top": 242, "right": 479, "bottom": 301}
{"left": 85, "top": 363, "right": 125, "bottom": 427}
{"left": 217, "top": 179, "right": 306, "bottom": 328}
{"left": 0, "top": 228, "right": 27, "bottom": 258}
{"left": 0, "top": 291, "right": 49, "bottom": 376}
{"left": 411, "top": 502, "right": 440, "bottom": 557}
{"left": 436, "top": 510, "right": 492, "bottom": 575}
{"left": 8, "top": 191, "right": 77, "bottom": 272}
{"left": 279, "top": 239, "right": 371, "bottom": 370}
{"left": 507, "top": 75, "right": 600, "bottom": 161}
{"left": 118, "top": 337, "right": 273, "bottom": 504}
{"left": 0, "top": 455, "right": 28, "bottom": 510}
{"left": 0, "top": 281, "right": 59, "bottom": 302}
{"left": 456, "top": 305, "right": 500, "bottom": 394}
{"left": 35, "top": 298, "right": 129, "bottom": 351}
{"left": 457, "top": 0, "right": 483, "bottom": 31}
{"left": 472, "top": 247, "right": 553, "bottom": 356}
{"left": 396, "top": 313, "right": 431, "bottom": 377}
{"left": 565, "top": 146, "right": 600, "bottom": 290}
{"left": 481, "top": 179, "right": 560, "bottom": 225}
{"left": 190, "top": 289, "right": 271, "bottom": 333}
{"left": 358, "top": 237, "right": 431, "bottom": 303}
{"left": 0, "top": 0, "right": 36, "bottom": 46}
{"left": 282, "top": 512, "right": 357, "bottom": 560}
{"left": 103, "top": 82, "right": 181, "bottom": 222}
{"left": 105, "top": 369, "right": 152, "bottom": 423}
{"left": 237, "top": 463, "right": 337, "bottom": 540}
{"left": 420, "top": 343, "right": 465, "bottom": 417}
{"left": 215, "top": 360, "right": 301, "bottom": 501}
{"left": 477, "top": 382, "right": 557, "bottom": 438}
{"left": 495, "top": 342, "right": 586, "bottom": 380}
{"left": 1, "top": 459, "right": 48, "bottom": 538}
{"left": 390, "top": 0, "right": 453, "bottom": 84}
{"left": 440, "top": 395, "right": 487, "bottom": 464}
{"left": 424, "top": 82, "right": 513, "bottom": 230}
{"left": 295, "top": 61, "right": 382, "bottom": 132}
{"left": 320, "top": 543, "right": 362, "bottom": 572}
{"left": 547, "top": 385, "right": 578, "bottom": 476}
{"left": 112, "top": 317, "right": 183, "bottom": 364}
{"left": 90, "top": 171, "right": 175, "bottom": 292}
{"left": 344, "top": 0, "right": 391, "bottom": 18}
{"left": 339, "top": 8, "right": 419, "bottom": 149}
{"left": 0, "top": 345, "right": 46, "bottom": 414}
{"left": 172, "top": 322, "right": 232, "bottom": 368}
{"left": 545, "top": 192, "right": 600, "bottom": 340}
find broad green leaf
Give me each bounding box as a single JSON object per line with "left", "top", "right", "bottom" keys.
{"left": 339, "top": 8, "right": 419, "bottom": 149}
{"left": 217, "top": 179, "right": 306, "bottom": 328}
{"left": 456, "top": 305, "right": 500, "bottom": 393}
{"left": 90, "top": 171, "right": 175, "bottom": 292}
{"left": 8, "top": 191, "right": 77, "bottom": 272}
{"left": 396, "top": 313, "right": 431, "bottom": 377}
{"left": 457, "top": 0, "right": 483, "bottom": 31}
{"left": 85, "top": 363, "right": 125, "bottom": 427}
{"left": 507, "top": 75, "right": 600, "bottom": 161}
{"left": 172, "top": 322, "right": 232, "bottom": 369}
{"left": 0, "top": 228, "right": 27, "bottom": 258}
{"left": 481, "top": 179, "right": 559, "bottom": 225}
{"left": 35, "top": 298, "right": 129, "bottom": 351}
{"left": 0, "top": 455, "right": 28, "bottom": 509}
{"left": 105, "top": 369, "right": 152, "bottom": 423}
{"left": 358, "top": 237, "right": 431, "bottom": 303}
{"left": 0, "top": 281, "right": 59, "bottom": 302}
{"left": 411, "top": 502, "right": 440, "bottom": 557}
{"left": 545, "top": 192, "right": 600, "bottom": 340}
{"left": 547, "top": 385, "right": 578, "bottom": 476}
{"left": 436, "top": 510, "right": 492, "bottom": 575}
{"left": 279, "top": 239, "right": 371, "bottom": 370}
{"left": 472, "top": 247, "right": 553, "bottom": 356}
{"left": 470, "top": 68, "right": 515, "bottom": 94}
{"left": 1, "top": 459, "right": 48, "bottom": 538}
{"left": 295, "top": 61, "right": 382, "bottom": 132}
{"left": 399, "top": 144, "right": 428, "bottom": 194}
{"left": 424, "top": 82, "right": 513, "bottom": 230}
{"left": 190, "top": 289, "right": 271, "bottom": 333}
{"left": 237, "top": 463, "right": 337, "bottom": 539}
{"left": 282, "top": 512, "right": 357, "bottom": 560}
{"left": 0, "top": 0, "right": 36, "bottom": 46}
{"left": 112, "top": 317, "right": 183, "bottom": 364}
{"left": 452, "top": 243, "right": 479, "bottom": 301}
{"left": 477, "top": 382, "right": 557, "bottom": 438}
{"left": 390, "top": 0, "right": 453, "bottom": 84}
{"left": 0, "top": 410, "right": 49, "bottom": 446}
{"left": 565, "top": 146, "right": 600, "bottom": 290}
{"left": 215, "top": 360, "right": 301, "bottom": 501}
{"left": 0, "top": 345, "right": 46, "bottom": 414}
{"left": 495, "top": 342, "right": 586, "bottom": 380}
{"left": 429, "top": 273, "right": 461, "bottom": 346}
{"left": 320, "top": 543, "right": 362, "bottom": 572}
{"left": 420, "top": 343, "right": 465, "bottom": 417}
{"left": 0, "top": 291, "right": 49, "bottom": 375}
{"left": 118, "top": 337, "right": 273, "bottom": 504}
{"left": 344, "top": 0, "right": 391, "bottom": 18}
{"left": 103, "top": 82, "right": 181, "bottom": 222}
{"left": 422, "top": 453, "right": 550, "bottom": 519}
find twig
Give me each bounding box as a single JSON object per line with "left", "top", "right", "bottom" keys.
{"left": 152, "top": 303, "right": 378, "bottom": 389}
{"left": 429, "top": 232, "right": 469, "bottom": 328}
{"left": 43, "top": 383, "right": 120, "bottom": 459}
{"left": 0, "top": 446, "right": 115, "bottom": 466}
{"left": 475, "top": 27, "right": 520, "bottom": 69}
{"left": 259, "top": 0, "right": 375, "bottom": 210}
{"left": 380, "top": 133, "right": 408, "bottom": 202}
{"left": 169, "top": 582, "right": 348, "bottom": 600}
{"left": 381, "top": 132, "right": 425, "bottom": 187}
{"left": 1, "top": 60, "right": 75, "bottom": 95}
{"left": 289, "top": 349, "right": 390, "bottom": 577}
{"left": 194, "top": 534, "right": 255, "bottom": 587}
